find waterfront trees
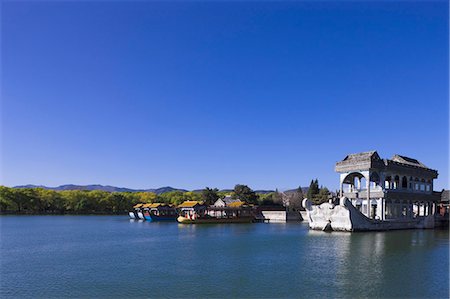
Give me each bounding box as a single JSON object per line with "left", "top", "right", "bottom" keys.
{"left": 232, "top": 184, "right": 259, "bottom": 205}
{"left": 307, "top": 179, "right": 320, "bottom": 200}
{"left": 0, "top": 183, "right": 328, "bottom": 214}
{"left": 201, "top": 187, "right": 220, "bottom": 205}
{"left": 307, "top": 179, "right": 330, "bottom": 204}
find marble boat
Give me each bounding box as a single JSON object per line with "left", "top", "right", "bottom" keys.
{"left": 303, "top": 151, "right": 441, "bottom": 232}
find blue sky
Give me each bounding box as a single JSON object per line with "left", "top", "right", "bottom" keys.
{"left": 1, "top": 0, "right": 448, "bottom": 191}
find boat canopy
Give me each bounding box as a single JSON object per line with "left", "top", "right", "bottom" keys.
{"left": 177, "top": 201, "right": 204, "bottom": 208}
{"left": 133, "top": 204, "right": 143, "bottom": 208}
{"left": 143, "top": 203, "right": 171, "bottom": 209}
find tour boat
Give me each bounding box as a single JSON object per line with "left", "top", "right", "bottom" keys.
{"left": 142, "top": 203, "right": 177, "bottom": 222}
{"left": 176, "top": 200, "right": 254, "bottom": 224}
{"left": 136, "top": 211, "right": 145, "bottom": 220}
{"left": 128, "top": 211, "right": 137, "bottom": 219}
{"left": 129, "top": 204, "right": 144, "bottom": 220}
{"left": 176, "top": 215, "right": 254, "bottom": 224}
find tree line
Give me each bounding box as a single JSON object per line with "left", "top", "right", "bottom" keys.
{"left": 0, "top": 180, "right": 330, "bottom": 214}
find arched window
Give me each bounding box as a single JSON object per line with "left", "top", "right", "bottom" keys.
{"left": 414, "top": 178, "right": 419, "bottom": 190}
{"left": 370, "top": 172, "right": 380, "bottom": 188}
{"left": 353, "top": 177, "right": 359, "bottom": 188}
{"left": 342, "top": 172, "right": 365, "bottom": 193}
{"left": 385, "top": 176, "right": 392, "bottom": 189}
{"left": 360, "top": 177, "right": 367, "bottom": 190}
{"left": 394, "top": 176, "right": 400, "bottom": 189}
{"left": 401, "top": 176, "right": 408, "bottom": 188}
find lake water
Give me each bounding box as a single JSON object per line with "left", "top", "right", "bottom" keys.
{"left": 1, "top": 216, "right": 448, "bottom": 298}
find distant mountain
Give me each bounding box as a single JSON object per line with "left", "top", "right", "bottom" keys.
{"left": 254, "top": 190, "right": 275, "bottom": 194}
{"left": 284, "top": 187, "right": 310, "bottom": 194}
{"left": 12, "top": 185, "right": 308, "bottom": 195}
{"left": 147, "top": 187, "right": 188, "bottom": 194}
{"left": 219, "top": 189, "right": 233, "bottom": 193}
{"left": 12, "top": 184, "right": 187, "bottom": 194}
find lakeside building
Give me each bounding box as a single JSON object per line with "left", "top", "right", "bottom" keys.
{"left": 303, "top": 151, "right": 441, "bottom": 231}
{"left": 336, "top": 151, "right": 440, "bottom": 220}
{"left": 213, "top": 195, "right": 242, "bottom": 207}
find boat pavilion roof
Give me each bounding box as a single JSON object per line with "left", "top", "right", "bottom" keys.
{"left": 177, "top": 201, "right": 205, "bottom": 208}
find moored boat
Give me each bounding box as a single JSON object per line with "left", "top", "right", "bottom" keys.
{"left": 177, "top": 200, "right": 254, "bottom": 224}
{"left": 142, "top": 203, "right": 177, "bottom": 221}
{"left": 129, "top": 204, "right": 143, "bottom": 220}
{"left": 177, "top": 215, "right": 254, "bottom": 224}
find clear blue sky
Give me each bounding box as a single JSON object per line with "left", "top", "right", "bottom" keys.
{"left": 1, "top": 0, "right": 448, "bottom": 191}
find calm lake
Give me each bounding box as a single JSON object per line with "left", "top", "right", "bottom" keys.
{"left": 1, "top": 216, "right": 448, "bottom": 298}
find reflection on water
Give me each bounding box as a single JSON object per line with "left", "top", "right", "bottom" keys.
{"left": 1, "top": 217, "right": 448, "bottom": 298}
{"left": 307, "top": 229, "right": 449, "bottom": 298}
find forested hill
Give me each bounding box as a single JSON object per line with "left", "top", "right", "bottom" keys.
{"left": 13, "top": 185, "right": 188, "bottom": 194}
{"left": 12, "top": 184, "right": 287, "bottom": 195}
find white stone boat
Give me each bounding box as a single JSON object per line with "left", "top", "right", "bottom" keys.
{"left": 302, "top": 151, "right": 441, "bottom": 232}
{"left": 302, "top": 197, "right": 435, "bottom": 232}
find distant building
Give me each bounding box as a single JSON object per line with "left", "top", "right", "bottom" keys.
{"left": 335, "top": 151, "right": 440, "bottom": 220}
{"left": 213, "top": 195, "right": 242, "bottom": 207}
{"left": 438, "top": 190, "right": 449, "bottom": 216}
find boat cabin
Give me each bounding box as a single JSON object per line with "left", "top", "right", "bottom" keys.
{"left": 142, "top": 203, "right": 176, "bottom": 217}
{"left": 177, "top": 201, "right": 207, "bottom": 220}
{"left": 208, "top": 201, "right": 253, "bottom": 218}
{"left": 336, "top": 151, "right": 440, "bottom": 220}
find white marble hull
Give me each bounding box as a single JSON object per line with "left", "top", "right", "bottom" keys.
{"left": 302, "top": 198, "right": 435, "bottom": 232}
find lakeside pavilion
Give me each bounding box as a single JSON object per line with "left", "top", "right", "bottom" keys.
{"left": 336, "top": 151, "right": 440, "bottom": 220}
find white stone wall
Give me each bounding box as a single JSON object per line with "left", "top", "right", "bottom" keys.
{"left": 261, "top": 211, "right": 287, "bottom": 223}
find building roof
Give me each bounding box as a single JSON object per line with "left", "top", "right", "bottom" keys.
{"left": 390, "top": 155, "right": 428, "bottom": 168}
{"left": 342, "top": 151, "right": 378, "bottom": 163}
{"left": 177, "top": 201, "right": 204, "bottom": 208}
{"left": 335, "top": 151, "right": 382, "bottom": 172}
{"left": 223, "top": 196, "right": 241, "bottom": 205}
{"left": 336, "top": 151, "right": 438, "bottom": 178}
{"left": 228, "top": 201, "right": 245, "bottom": 208}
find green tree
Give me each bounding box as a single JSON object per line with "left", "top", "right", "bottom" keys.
{"left": 0, "top": 186, "right": 15, "bottom": 211}
{"left": 258, "top": 192, "right": 277, "bottom": 205}
{"left": 136, "top": 192, "right": 157, "bottom": 203}
{"left": 307, "top": 179, "right": 320, "bottom": 201}
{"left": 272, "top": 189, "right": 284, "bottom": 205}
{"left": 232, "top": 184, "right": 258, "bottom": 205}
{"left": 158, "top": 191, "right": 187, "bottom": 206}
{"left": 201, "top": 187, "right": 219, "bottom": 205}
{"left": 314, "top": 187, "right": 330, "bottom": 204}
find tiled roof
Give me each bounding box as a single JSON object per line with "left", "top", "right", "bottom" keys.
{"left": 391, "top": 155, "right": 428, "bottom": 168}
{"left": 177, "top": 201, "right": 204, "bottom": 208}
{"left": 223, "top": 196, "right": 241, "bottom": 204}
{"left": 341, "top": 151, "right": 378, "bottom": 163}
{"left": 228, "top": 201, "right": 245, "bottom": 208}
